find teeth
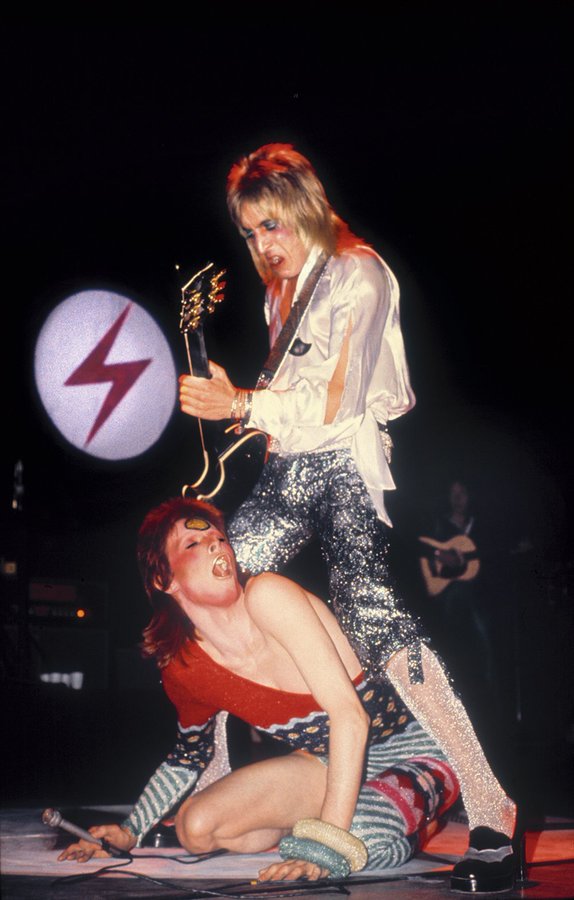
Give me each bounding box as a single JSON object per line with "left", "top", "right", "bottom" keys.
{"left": 271, "top": 256, "right": 280, "bottom": 265}
{"left": 212, "top": 554, "right": 231, "bottom": 578}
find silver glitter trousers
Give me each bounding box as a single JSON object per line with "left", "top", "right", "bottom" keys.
{"left": 228, "top": 448, "right": 425, "bottom": 680}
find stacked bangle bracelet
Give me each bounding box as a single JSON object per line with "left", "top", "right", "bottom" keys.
{"left": 278, "top": 818, "right": 368, "bottom": 879}
{"left": 278, "top": 836, "right": 350, "bottom": 879}
{"left": 293, "top": 819, "right": 368, "bottom": 872}
{"left": 230, "top": 389, "right": 253, "bottom": 432}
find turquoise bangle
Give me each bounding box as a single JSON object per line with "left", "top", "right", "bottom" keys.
{"left": 278, "top": 835, "right": 351, "bottom": 879}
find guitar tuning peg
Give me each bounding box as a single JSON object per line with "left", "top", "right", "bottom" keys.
{"left": 210, "top": 270, "right": 227, "bottom": 289}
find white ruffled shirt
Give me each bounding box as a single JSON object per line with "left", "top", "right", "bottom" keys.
{"left": 249, "top": 245, "right": 415, "bottom": 525}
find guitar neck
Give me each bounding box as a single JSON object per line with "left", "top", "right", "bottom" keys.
{"left": 184, "top": 328, "right": 211, "bottom": 379}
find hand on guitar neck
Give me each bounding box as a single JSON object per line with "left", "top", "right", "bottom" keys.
{"left": 177, "top": 261, "right": 267, "bottom": 505}
{"left": 179, "top": 362, "right": 237, "bottom": 421}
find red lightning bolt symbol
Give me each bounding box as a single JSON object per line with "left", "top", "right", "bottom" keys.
{"left": 65, "top": 304, "right": 152, "bottom": 445}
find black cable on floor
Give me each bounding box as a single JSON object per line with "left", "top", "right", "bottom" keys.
{"left": 50, "top": 823, "right": 574, "bottom": 898}
{"left": 49, "top": 860, "right": 455, "bottom": 897}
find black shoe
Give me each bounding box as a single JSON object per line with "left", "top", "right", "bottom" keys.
{"left": 450, "top": 826, "right": 515, "bottom": 893}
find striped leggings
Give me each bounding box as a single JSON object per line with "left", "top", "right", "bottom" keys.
{"left": 347, "top": 721, "right": 459, "bottom": 869}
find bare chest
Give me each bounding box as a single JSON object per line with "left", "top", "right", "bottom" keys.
{"left": 215, "top": 635, "right": 311, "bottom": 694}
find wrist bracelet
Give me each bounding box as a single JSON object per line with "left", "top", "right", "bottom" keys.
{"left": 241, "top": 390, "right": 253, "bottom": 427}
{"left": 278, "top": 835, "right": 350, "bottom": 879}
{"left": 230, "top": 388, "right": 253, "bottom": 433}
{"left": 292, "top": 818, "right": 368, "bottom": 872}
{"left": 230, "top": 390, "right": 242, "bottom": 420}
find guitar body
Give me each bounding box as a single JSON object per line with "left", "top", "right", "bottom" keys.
{"left": 183, "top": 422, "right": 268, "bottom": 511}
{"left": 418, "top": 535, "right": 480, "bottom": 597}
{"left": 179, "top": 263, "right": 267, "bottom": 511}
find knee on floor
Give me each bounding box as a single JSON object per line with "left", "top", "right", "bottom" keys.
{"left": 175, "top": 800, "right": 219, "bottom": 853}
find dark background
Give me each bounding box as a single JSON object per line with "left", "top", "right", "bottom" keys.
{"left": 1, "top": 9, "right": 573, "bottom": 818}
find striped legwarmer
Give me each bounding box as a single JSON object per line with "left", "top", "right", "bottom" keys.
{"left": 351, "top": 722, "right": 459, "bottom": 868}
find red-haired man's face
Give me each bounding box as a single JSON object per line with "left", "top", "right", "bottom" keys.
{"left": 164, "top": 518, "right": 241, "bottom": 611}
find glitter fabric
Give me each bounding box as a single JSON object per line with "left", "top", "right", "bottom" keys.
{"left": 227, "top": 448, "right": 425, "bottom": 681}
{"left": 228, "top": 449, "right": 516, "bottom": 842}
{"left": 278, "top": 836, "right": 351, "bottom": 879}
{"left": 292, "top": 819, "right": 368, "bottom": 872}
{"left": 193, "top": 710, "right": 231, "bottom": 792}
{"left": 386, "top": 644, "right": 516, "bottom": 837}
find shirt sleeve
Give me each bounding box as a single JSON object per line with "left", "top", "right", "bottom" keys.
{"left": 249, "top": 378, "right": 328, "bottom": 434}
{"left": 332, "top": 250, "right": 415, "bottom": 426}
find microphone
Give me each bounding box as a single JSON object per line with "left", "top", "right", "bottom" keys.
{"left": 41, "top": 808, "right": 131, "bottom": 858}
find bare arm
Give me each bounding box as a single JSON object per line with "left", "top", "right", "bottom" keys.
{"left": 324, "top": 318, "right": 352, "bottom": 424}
{"left": 246, "top": 573, "right": 370, "bottom": 831}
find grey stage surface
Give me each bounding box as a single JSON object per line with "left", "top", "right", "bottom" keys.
{"left": 2, "top": 806, "right": 574, "bottom": 899}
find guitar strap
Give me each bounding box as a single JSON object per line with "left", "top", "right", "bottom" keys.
{"left": 256, "top": 251, "right": 330, "bottom": 389}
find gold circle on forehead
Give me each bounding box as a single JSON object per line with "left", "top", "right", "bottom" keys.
{"left": 184, "top": 517, "right": 211, "bottom": 531}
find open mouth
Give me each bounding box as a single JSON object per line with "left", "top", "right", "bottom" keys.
{"left": 269, "top": 255, "right": 281, "bottom": 266}
{"left": 212, "top": 554, "right": 231, "bottom": 578}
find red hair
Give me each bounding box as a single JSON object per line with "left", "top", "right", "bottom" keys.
{"left": 137, "top": 497, "right": 226, "bottom": 668}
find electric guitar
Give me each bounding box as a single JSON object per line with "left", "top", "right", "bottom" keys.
{"left": 417, "top": 535, "right": 480, "bottom": 597}
{"left": 179, "top": 262, "right": 267, "bottom": 509}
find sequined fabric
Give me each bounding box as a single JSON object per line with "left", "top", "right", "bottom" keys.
{"left": 386, "top": 644, "right": 516, "bottom": 836}
{"left": 228, "top": 448, "right": 425, "bottom": 681}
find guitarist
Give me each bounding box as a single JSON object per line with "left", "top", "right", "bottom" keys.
{"left": 179, "top": 144, "right": 517, "bottom": 892}
{"left": 420, "top": 479, "right": 497, "bottom": 728}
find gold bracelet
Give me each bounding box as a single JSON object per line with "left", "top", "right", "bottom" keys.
{"left": 242, "top": 389, "right": 253, "bottom": 426}
{"left": 292, "top": 818, "right": 368, "bottom": 872}
{"left": 230, "top": 389, "right": 242, "bottom": 420}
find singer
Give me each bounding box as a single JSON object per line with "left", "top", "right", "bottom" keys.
{"left": 59, "top": 496, "right": 465, "bottom": 882}
{"left": 57, "top": 496, "right": 517, "bottom": 889}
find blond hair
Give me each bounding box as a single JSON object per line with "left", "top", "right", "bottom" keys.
{"left": 226, "top": 143, "right": 363, "bottom": 282}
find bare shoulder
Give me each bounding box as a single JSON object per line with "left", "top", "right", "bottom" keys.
{"left": 245, "top": 574, "right": 361, "bottom": 674}
{"left": 245, "top": 572, "right": 309, "bottom": 612}
{"left": 245, "top": 573, "right": 340, "bottom": 632}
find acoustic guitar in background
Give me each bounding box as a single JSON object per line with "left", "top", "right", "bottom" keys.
{"left": 417, "top": 535, "right": 480, "bottom": 597}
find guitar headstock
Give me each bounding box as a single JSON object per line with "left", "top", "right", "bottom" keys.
{"left": 179, "top": 262, "right": 227, "bottom": 335}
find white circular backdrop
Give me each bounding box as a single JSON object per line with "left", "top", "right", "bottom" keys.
{"left": 34, "top": 290, "right": 177, "bottom": 460}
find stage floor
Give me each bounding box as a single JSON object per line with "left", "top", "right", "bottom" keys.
{"left": 1, "top": 806, "right": 573, "bottom": 899}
